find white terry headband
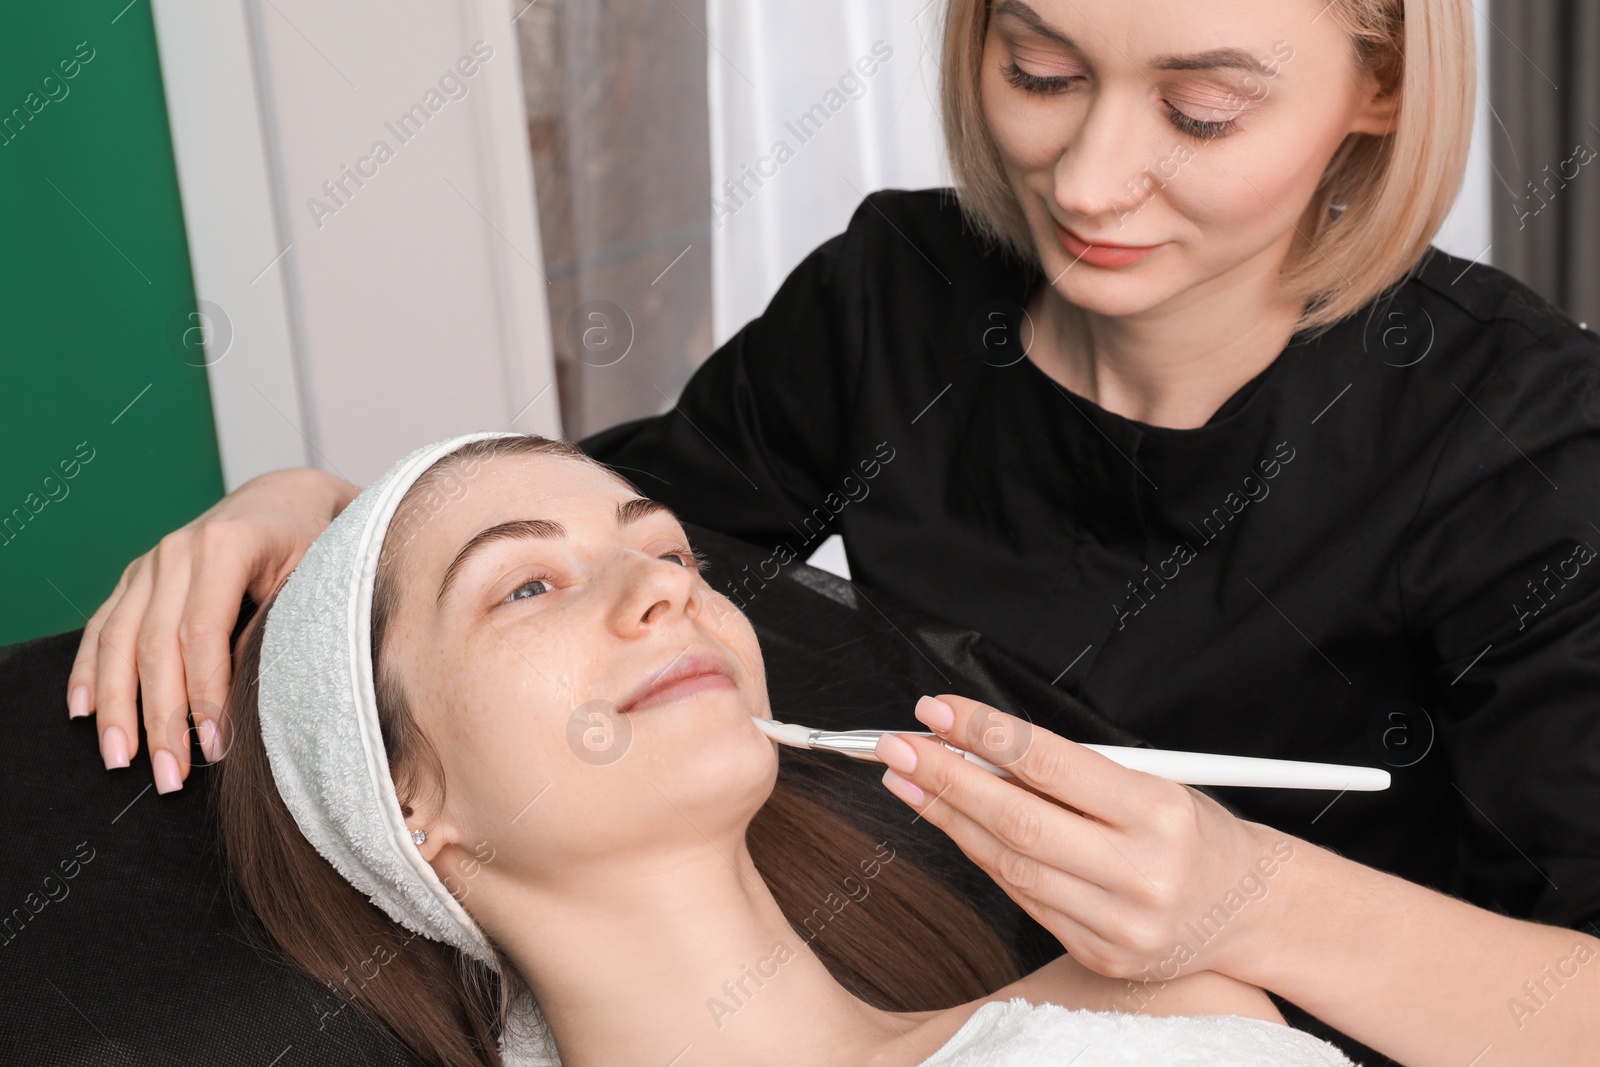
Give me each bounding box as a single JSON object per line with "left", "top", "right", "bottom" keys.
{"left": 257, "top": 430, "right": 558, "bottom": 1066}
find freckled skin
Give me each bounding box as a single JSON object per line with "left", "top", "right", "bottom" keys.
{"left": 382, "top": 454, "right": 777, "bottom": 893}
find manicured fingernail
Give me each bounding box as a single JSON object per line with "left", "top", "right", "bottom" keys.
{"left": 196, "top": 717, "right": 220, "bottom": 762}
{"left": 882, "top": 768, "right": 925, "bottom": 804}
{"left": 69, "top": 685, "right": 91, "bottom": 719}
{"left": 915, "top": 695, "right": 954, "bottom": 733}
{"left": 152, "top": 749, "right": 183, "bottom": 794}
{"left": 876, "top": 733, "right": 918, "bottom": 774}
{"left": 100, "top": 725, "right": 130, "bottom": 770}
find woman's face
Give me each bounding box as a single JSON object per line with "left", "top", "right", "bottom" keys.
{"left": 380, "top": 452, "right": 775, "bottom": 894}
{"left": 979, "top": 0, "right": 1396, "bottom": 318}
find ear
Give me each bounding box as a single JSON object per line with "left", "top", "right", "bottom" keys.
{"left": 407, "top": 820, "right": 494, "bottom": 907}
{"left": 406, "top": 824, "right": 453, "bottom": 865}
{"left": 1348, "top": 58, "right": 1401, "bottom": 136}
{"left": 401, "top": 798, "right": 459, "bottom": 866}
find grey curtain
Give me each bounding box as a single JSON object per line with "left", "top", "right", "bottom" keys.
{"left": 1488, "top": 1, "right": 1600, "bottom": 330}
{"left": 514, "top": 0, "right": 713, "bottom": 439}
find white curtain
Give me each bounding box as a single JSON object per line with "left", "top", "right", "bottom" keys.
{"left": 706, "top": 0, "right": 951, "bottom": 348}
{"left": 1430, "top": 0, "right": 1493, "bottom": 266}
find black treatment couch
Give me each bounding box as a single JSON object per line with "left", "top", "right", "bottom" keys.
{"left": 0, "top": 524, "right": 1384, "bottom": 1065}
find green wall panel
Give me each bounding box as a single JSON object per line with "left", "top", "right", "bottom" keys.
{"left": 1, "top": 1, "right": 225, "bottom": 647}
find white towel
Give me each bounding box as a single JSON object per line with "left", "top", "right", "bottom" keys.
{"left": 918, "top": 997, "right": 1360, "bottom": 1066}
{"left": 256, "top": 430, "right": 558, "bottom": 1066}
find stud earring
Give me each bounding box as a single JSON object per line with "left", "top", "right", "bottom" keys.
{"left": 411, "top": 829, "right": 428, "bottom": 845}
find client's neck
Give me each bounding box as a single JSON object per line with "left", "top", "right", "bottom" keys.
{"left": 482, "top": 836, "right": 918, "bottom": 1067}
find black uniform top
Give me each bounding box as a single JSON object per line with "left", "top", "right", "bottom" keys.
{"left": 580, "top": 187, "right": 1600, "bottom": 934}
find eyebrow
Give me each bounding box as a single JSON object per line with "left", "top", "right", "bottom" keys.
{"left": 992, "top": 1, "right": 1275, "bottom": 75}
{"left": 1149, "top": 47, "right": 1273, "bottom": 75}
{"left": 435, "top": 496, "right": 678, "bottom": 607}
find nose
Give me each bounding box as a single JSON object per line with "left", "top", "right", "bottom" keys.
{"left": 1051, "top": 90, "right": 1161, "bottom": 228}
{"left": 608, "top": 549, "right": 701, "bottom": 634}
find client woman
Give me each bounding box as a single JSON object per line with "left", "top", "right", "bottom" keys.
{"left": 218, "top": 430, "right": 1353, "bottom": 1066}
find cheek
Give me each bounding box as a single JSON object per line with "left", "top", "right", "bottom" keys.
{"left": 422, "top": 645, "right": 572, "bottom": 783}
{"left": 988, "top": 108, "right": 1070, "bottom": 175}
{"left": 978, "top": 52, "right": 1066, "bottom": 173}
{"left": 1163, "top": 116, "right": 1344, "bottom": 237}
{"left": 707, "top": 597, "right": 771, "bottom": 715}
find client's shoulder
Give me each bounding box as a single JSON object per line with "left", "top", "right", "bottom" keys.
{"left": 1001, "top": 951, "right": 1286, "bottom": 1024}
{"left": 911, "top": 995, "right": 1357, "bottom": 1066}
{"left": 886, "top": 952, "right": 1285, "bottom": 1066}
{"left": 898, "top": 957, "right": 1359, "bottom": 1066}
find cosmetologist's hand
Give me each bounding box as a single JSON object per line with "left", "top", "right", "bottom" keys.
{"left": 65, "top": 467, "right": 360, "bottom": 793}
{"left": 874, "top": 694, "right": 1294, "bottom": 983}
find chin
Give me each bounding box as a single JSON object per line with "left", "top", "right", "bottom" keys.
{"left": 657, "top": 744, "right": 776, "bottom": 846}
{"left": 1047, "top": 271, "right": 1184, "bottom": 320}
{"left": 640, "top": 694, "right": 777, "bottom": 803}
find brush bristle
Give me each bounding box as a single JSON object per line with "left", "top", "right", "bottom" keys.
{"left": 751, "top": 716, "right": 813, "bottom": 747}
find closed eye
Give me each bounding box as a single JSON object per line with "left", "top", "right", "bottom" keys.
{"left": 1001, "top": 61, "right": 1080, "bottom": 95}
{"left": 1164, "top": 102, "right": 1237, "bottom": 140}
{"left": 1002, "top": 61, "right": 1241, "bottom": 140}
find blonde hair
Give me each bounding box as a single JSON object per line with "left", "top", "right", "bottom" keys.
{"left": 939, "top": 0, "right": 1476, "bottom": 336}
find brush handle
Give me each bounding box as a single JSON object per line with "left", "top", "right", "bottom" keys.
{"left": 1081, "top": 744, "right": 1389, "bottom": 791}
{"left": 901, "top": 733, "right": 1390, "bottom": 791}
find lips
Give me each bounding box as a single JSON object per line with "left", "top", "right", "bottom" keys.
{"left": 1054, "top": 220, "right": 1163, "bottom": 268}
{"left": 1060, "top": 227, "right": 1151, "bottom": 249}
{"left": 618, "top": 651, "right": 737, "bottom": 713}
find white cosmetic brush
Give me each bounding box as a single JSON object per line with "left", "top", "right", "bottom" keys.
{"left": 753, "top": 717, "right": 1390, "bottom": 791}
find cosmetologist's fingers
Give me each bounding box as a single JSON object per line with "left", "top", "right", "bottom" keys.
{"left": 135, "top": 531, "right": 201, "bottom": 792}
{"left": 66, "top": 565, "right": 130, "bottom": 719}
{"left": 92, "top": 559, "right": 156, "bottom": 769}
{"left": 176, "top": 523, "right": 258, "bottom": 764}
{"left": 881, "top": 733, "right": 1124, "bottom": 891}
{"left": 922, "top": 693, "right": 1153, "bottom": 826}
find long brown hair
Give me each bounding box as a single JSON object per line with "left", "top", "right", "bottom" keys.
{"left": 214, "top": 435, "right": 1021, "bottom": 1066}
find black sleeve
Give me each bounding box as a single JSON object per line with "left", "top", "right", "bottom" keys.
{"left": 577, "top": 197, "right": 877, "bottom": 553}
{"left": 1399, "top": 327, "right": 1600, "bottom": 932}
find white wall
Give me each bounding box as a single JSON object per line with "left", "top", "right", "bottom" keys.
{"left": 152, "top": 0, "right": 561, "bottom": 491}
{"left": 149, "top": 0, "right": 309, "bottom": 485}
